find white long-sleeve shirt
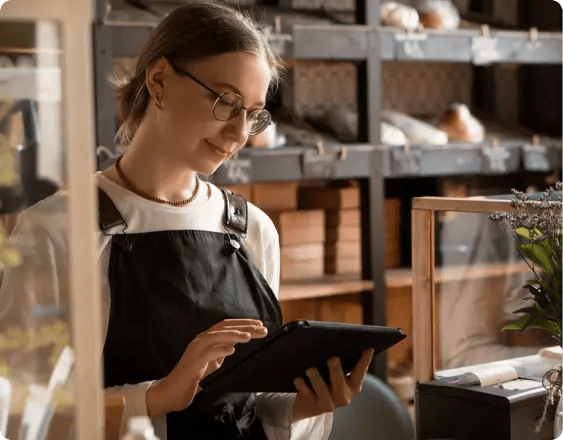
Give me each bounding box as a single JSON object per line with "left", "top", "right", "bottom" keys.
{"left": 0, "top": 172, "right": 332, "bottom": 440}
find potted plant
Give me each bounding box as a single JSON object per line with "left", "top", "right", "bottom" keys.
{"left": 490, "top": 182, "right": 562, "bottom": 435}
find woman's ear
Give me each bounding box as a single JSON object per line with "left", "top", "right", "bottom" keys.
{"left": 145, "top": 58, "right": 168, "bottom": 98}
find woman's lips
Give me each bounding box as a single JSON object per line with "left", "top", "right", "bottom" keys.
{"left": 205, "top": 140, "right": 228, "bottom": 157}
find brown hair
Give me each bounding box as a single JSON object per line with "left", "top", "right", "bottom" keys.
{"left": 114, "top": 1, "right": 284, "bottom": 145}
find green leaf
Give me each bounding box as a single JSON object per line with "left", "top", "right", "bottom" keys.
{"left": 515, "top": 226, "right": 538, "bottom": 239}
{"left": 513, "top": 306, "right": 539, "bottom": 314}
{"left": 503, "top": 314, "right": 561, "bottom": 338}
{"left": 503, "top": 315, "right": 534, "bottom": 331}
{"left": 520, "top": 242, "right": 556, "bottom": 276}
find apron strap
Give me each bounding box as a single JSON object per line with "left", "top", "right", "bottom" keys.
{"left": 98, "top": 187, "right": 128, "bottom": 235}
{"left": 99, "top": 185, "right": 247, "bottom": 239}
{"left": 221, "top": 188, "right": 248, "bottom": 239}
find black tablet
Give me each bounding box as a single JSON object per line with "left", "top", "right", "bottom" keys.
{"left": 200, "top": 320, "right": 406, "bottom": 393}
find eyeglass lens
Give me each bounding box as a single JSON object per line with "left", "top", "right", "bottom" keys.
{"left": 213, "top": 93, "right": 271, "bottom": 135}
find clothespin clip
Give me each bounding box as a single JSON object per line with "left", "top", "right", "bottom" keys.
{"left": 232, "top": 150, "right": 239, "bottom": 161}
{"left": 339, "top": 146, "right": 348, "bottom": 162}
{"left": 274, "top": 16, "right": 281, "bottom": 34}
{"left": 404, "top": 140, "right": 411, "bottom": 155}
{"left": 481, "top": 24, "right": 490, "bottom": 38}
{"left": 532, "top": 134, "right": 541, "bottom": 147}
{"left": 315, "top": 139, "right": 325, "bottom": 156}
{"left": 491, "top": 137, "right": 499, "bottom": 149}
{"left": 529, "top": 27, "right": 538, "bottom": 42}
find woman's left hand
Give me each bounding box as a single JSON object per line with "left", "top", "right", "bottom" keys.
{"left": 291, "top": 348, "right": 374, "bottom": 422}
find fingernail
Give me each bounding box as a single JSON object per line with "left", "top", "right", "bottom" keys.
{"left": 306, "top": 368, "right": 316, "bottom": 377}
{"left": 329, "top": 357, "right": 340, "bottom": 367}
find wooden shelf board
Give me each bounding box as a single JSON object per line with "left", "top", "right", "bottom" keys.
{"left": 386, "top": 261, "right": 530, "bottom": 289}
{"left": 279, "top": 275, "right": 373, "bottom": 301}
{"left": 278, "top": 261, "right": 529, "bottom": 301}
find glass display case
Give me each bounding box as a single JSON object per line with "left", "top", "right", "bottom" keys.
{"left": 412, "top": 194, "right": 560, "bottom": 383}
{"left": 412, "top": 193, "right": 562, "bottom": 440}
{"left": 0, "top": 1, "right": 102, "bottom": 439}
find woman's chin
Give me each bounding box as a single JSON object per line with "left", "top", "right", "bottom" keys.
{"left": 199, "top": 160, "right": 224, "bottom": 177}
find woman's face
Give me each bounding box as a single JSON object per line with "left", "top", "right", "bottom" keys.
{"left": 151, "top": 51, "right": 272, "bottom": 175}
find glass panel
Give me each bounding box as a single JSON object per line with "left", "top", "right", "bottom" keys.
{"left": 0, "top": 20, "right": 75, "bottom": 439}
{"left": 433, "top": 210, "right": 554, "bottom": 376}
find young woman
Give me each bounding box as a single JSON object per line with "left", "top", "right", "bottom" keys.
{"left": 0, "top": 2, "right": 373, "bottom": 439}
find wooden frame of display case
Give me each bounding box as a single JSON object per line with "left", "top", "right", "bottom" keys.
{"left": 0, "top": 1, "right": 103, "bottom": 439}
{"left": 411, "top": 196, "right": 523, "bottom": 384}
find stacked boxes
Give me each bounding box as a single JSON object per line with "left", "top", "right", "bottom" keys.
{"left": 248, "top": 182, "right": 326, "bottom": 280}
{"left": 271, "top": 210, "right": 325, "bottom": 280}
{"left": 299, "top": 185, "right": 362, "bottom": 275}
{"left": 229, "top": 182, "right": 402, "bottom": 278}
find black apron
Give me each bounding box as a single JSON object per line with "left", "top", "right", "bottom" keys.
{"left": 99, "top": 187, "right": 283, "bottom": 440}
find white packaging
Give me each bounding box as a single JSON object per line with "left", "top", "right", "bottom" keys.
{"left": 382, "top": 110, "right": 449, "bottom": 145}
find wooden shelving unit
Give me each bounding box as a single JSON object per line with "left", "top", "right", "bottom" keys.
{"left": 279, "top": 275, "right": 374, "bottom": 301}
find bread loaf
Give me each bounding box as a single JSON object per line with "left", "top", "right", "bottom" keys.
{"left": 437, "top": 103, "right": 485, "bottom": 143}
{"left": 381, "top": 2, "right": 420, "bottom": 31}
{"left": 417, "top": 0, "right": 460, "bottom": 30}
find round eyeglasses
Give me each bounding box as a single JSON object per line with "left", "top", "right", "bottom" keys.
{"left": 172, "top": 65, "right": 272, "bottom": 136}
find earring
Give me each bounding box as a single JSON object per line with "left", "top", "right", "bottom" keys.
{"left": 155, "top": 93, "right": 163, "bottom": 110}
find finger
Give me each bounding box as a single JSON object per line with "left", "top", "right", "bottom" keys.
{"left": 198, "top": 345, "right": 236, "bottom": 365}
{"left": 210, "top": 319, "right": 264, "bottom": 330}
{"left": 201, "top": 354, "right": 229, "bottom": 379}
{"left": 348, "top": 348, "right": 374, "bottom": 390}
{"left": 224, "top": 325, "right": 268, "bottom": 337}
{"left": 194, "top": 329, "right": 253, "bottom": 346}
{"left": 293, "top": 377, "right": 315, "bottom": 398}
{"left": 204, "top": 322, "right": 267, "bottom": 338}
{"left": 306, "top": 368, "right": 334, "bottom": 410}
{"left": 327, "top": 357, "right": 347, "bottom": 394}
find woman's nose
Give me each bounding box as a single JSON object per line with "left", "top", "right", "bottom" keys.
{"left": 223, "top": 111, "right": 249, "bottom": 145}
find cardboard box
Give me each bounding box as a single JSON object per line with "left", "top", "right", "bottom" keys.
{"left": 281, "top": 243, "right": 324, "bottom": 280}
{"left": 299, "top": 186, "right": 360, "bottom": 210}
{"left": 269, "top": 210, "right": 325, "bottom": 246}
{"left": 325, "top": 241, "right": 361, "bottom": 258}
{"left": 325, "top": 209, "right": 360, "bottom": 227}
{"left": 226, "top": 184, "right": 253, "bottom": 202}
{"left": 326, "top": 225, "right": 361, "bottom": 243}
{"left": 253, "top": 182, "right": 299, "bottom": 211}
{"left": 269, "top": 210, "right": 324, "bottom": 230}
{"left": 325, "top": 255, "right": 361, "bottom": 275}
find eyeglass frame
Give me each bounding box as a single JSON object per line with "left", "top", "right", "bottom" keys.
{"left": 170, "top": 63, "right": 272, "bottom": 136}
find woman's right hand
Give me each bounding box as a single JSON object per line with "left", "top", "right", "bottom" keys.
{"left": 146, "top": 319, "right": 267, "bottom": 417}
